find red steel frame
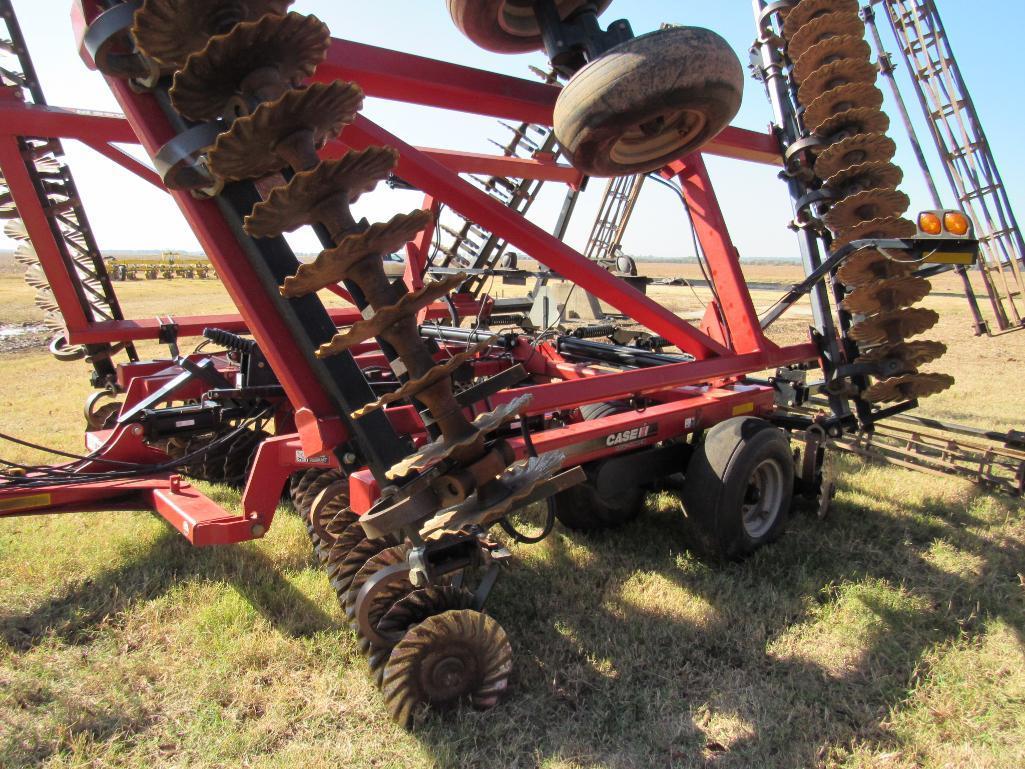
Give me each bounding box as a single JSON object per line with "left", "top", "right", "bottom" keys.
{"left": 0, "top": 0, "right": 821, "bottom": 544}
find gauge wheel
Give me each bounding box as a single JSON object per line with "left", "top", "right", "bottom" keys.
{"left": 446, "top": 0, "right": 613, "bottom": 53}
{"left": 682, "top": 417, "right": 794, "bottom": 561}
{"left": 553, "top": 25, "right": 744, "bottom": 177}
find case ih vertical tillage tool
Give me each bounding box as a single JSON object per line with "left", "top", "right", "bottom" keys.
{"left": 0, "top": 0, "right": 991, "bottom": 727}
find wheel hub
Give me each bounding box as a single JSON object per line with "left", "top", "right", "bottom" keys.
{"left": 740, "top": 457, "right": 784, "bottom": 539}
{"left": 424, "top": 648, "right": 479, "bottom": 701}
{"left": 610, "top": 107, "right": 707, "bottom": 167}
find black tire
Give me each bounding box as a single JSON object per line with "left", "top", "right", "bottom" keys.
{"left": 682, "top": 417, "right": 794, "bottom": 561}
{"left": 552, "top": 401, "right": 644, "bottom": 531}
{"left": 553, "top": 26, "right": 744, "bottom": 177}
{"left": 446, "top": 0, "right": 613, "bottom": 54}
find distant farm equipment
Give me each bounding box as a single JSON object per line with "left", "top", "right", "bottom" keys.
{"left": 105, "top": 251, "right": 216, "bottom": 280}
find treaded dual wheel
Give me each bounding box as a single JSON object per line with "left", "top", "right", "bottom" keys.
{"left": 682, "top": 417, "right": 794, "bottom": 561}
{"left": 446, "top": 0, "right": 613, "bottom": 53}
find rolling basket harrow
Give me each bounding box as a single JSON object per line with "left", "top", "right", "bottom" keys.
{"left": 0, "top": 0, "right": 1000, "bottom": 729}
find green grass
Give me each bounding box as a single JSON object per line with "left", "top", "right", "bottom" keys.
{"left": 1, "top": 275, "right": 1024, "bottom": 767}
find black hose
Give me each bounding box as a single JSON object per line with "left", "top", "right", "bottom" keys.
{"left": 498, "top": 417, "right": 556, "bottom": 544}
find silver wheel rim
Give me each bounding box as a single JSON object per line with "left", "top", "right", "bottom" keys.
{"left": 741, "top": 457, "right": 785, "bottom": 539}
{"left": 610, "top": 107, "right": 707, "bottom": 167}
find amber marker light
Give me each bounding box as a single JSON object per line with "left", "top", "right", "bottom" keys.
{"left": 944, "top": 211, "right": 970, "bottom": 236}
{"left": 918, "top": 211, "right": 942, "bottom": 235}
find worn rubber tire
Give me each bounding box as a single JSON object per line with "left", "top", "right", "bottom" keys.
{"left": 446, "top": 0, "right": 613, "bottom": 54}
{"left": 682, "top": 417, "right": 794, "bottom": 561}
{"left": 552, "top": 401, "right": 643, "bottom": 531}
{"left": 553, "top": 25, "right": 744, "bottom": 177}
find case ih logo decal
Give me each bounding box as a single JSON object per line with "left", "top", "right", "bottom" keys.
{"left": 605, "top": 423, "right": 656, "bottom": 447}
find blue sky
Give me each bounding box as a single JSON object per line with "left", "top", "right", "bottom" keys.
{"left": 4, "top": 1, "right": 1023, "bottom": 260}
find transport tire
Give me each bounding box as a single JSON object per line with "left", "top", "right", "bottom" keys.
{"left": 446, "top": 0, "right": 612, "bottom": 54}
{"left": 553, "top": 25, "right": 744, "bottom": 176}
{"left": 682, "top": 417, "right": 793, "bottom": 561}
{"left": 552, "top": 401, "right": 645, "bottom": 531}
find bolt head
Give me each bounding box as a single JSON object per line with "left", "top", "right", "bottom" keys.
{"left": 250, "top": 523, "right": 266, "bottom": 538}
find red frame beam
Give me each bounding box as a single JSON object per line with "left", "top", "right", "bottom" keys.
{"left": 315, "top": 39, "right": 782, "bottom": 166}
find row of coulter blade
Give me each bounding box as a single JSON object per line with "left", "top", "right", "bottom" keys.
{"left": 782, "top": 0, "right": 954, "bottom": 404}
{"left": 120, "top": 0, "right": 565, "bottom": 727}
{"left": 1, "top": 148, "right": 109, "bottom": 357}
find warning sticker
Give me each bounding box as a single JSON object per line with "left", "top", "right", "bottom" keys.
{"left": 0, "top": 493, "right": 52, "bottom": 513}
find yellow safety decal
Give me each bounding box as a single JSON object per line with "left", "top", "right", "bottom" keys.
{"left": 732, "top": 402, "right": 755, "bottom": 416}
{"left": 0, "top": 493, "right": 52, "bottom": 513}
{"left": 923, "top": 250, "right": 976, "bottom": 266}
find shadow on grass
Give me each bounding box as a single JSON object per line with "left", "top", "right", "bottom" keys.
{"left": 411, "top": 474, "right": 1025, "bottom": 768}
{"left": 0, "top": 520, "right": 339, "bottom": 651}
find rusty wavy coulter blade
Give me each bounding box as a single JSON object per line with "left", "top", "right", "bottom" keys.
{"left": 330, "top": 535, "right": 394, "bottom": 597}
{"left": 826, "top": 188, "right": 910, "bottom": 234}
{"left": 376, "top": 586, "right": 476, "bottom": 650}
{"left": 836, "top": 248, "right": 914, "bottom": 287}
{"left": 858, "top": 340, "right": 948, "bottom": 370}
{"left": 170, "top": 12, "right": 331, "bottom": 121}
{"left": 787, "top": 11, "right": 866, "bottom": 64}
{"left": 816, "top": 132, "right": 896, "bottom": 181}
{"left": 783, "top": 0, "right": 860, "bottom": 40}
{"left": 281, "top": 210, "right": 433, "bottom": 298}
{"left": 830, "top": 215, "right": 917, "bottom": 252}
{"left": 864, "top": 373, "right": 956, "bottom": 404}
{"left": 806, "top": 82, "right": 884, "bottom": 137}
{"left": 385, "top": 392, "right": 532, "bottom": 480}
{"left": 841, "top": 275, "right": 931, "bottom": 315}
{"left": 826, "top": 160, "right": 904, "bottom": 197}
{"left": 245, "top": 148, "right": 400, "bottom": 238}
{"left": 4, "top": 219, "right": 29, "bottom": 240}
{"left": 208, "top": 82, "right": 364, "bottom": 181}
{"left": 343, "top": 543, "right": 409, "bottom": 622}
{"left": 318, "top": 274, "right": 466, "bottom": 358}
{"left": 849, "top": 307, "right": 940, "bottom": 346}
{"left": 798, "top": 57, "right": 878, "bottom": 105}
{"left": 353, "top": 335, "right": 499, "bottom": 420}
{"left": 325, "top": 519, "right": 374, "bottom": 574}
{"left": 132, "top": 0, "right": 294, "bottom": 70}
{"left": 813, "top": 105, "right": 890, "bottom": 141}
{"left": 793, "top": 35, "right": 871, "bottom": 86}
{"left": 382, "top": 609, "right": 513, "bottom": 729}
{"left": 421, "top": 451, "right": 567, "bottom": 537}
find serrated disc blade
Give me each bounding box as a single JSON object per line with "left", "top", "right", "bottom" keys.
{"left": 841, "top": 275, "right": 931, "bottom": 314}
{"left": 826, "top": 188, "right": 910, "bottom": 234}
{"left": 849, "top": 307, "right": 939, "bottom": 346}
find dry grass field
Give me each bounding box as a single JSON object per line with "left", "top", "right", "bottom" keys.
{"left": 0, "top": 263, "right": 1023, "bottom": 769}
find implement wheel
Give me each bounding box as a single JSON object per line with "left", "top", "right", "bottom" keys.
{"left": 446, "top": 0, "right": 612, "bottom": 53}
{"left": 553, "top": 461, "right": 644, "bottom": 531}
{"left": 553, "top": 26, "right": 744, "bottom": 176}
{"left": 552, "top": 401, "right": 645, "bottom": 531}
{"left": 682, "top": 417, "right": 793, "bottom": 561}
